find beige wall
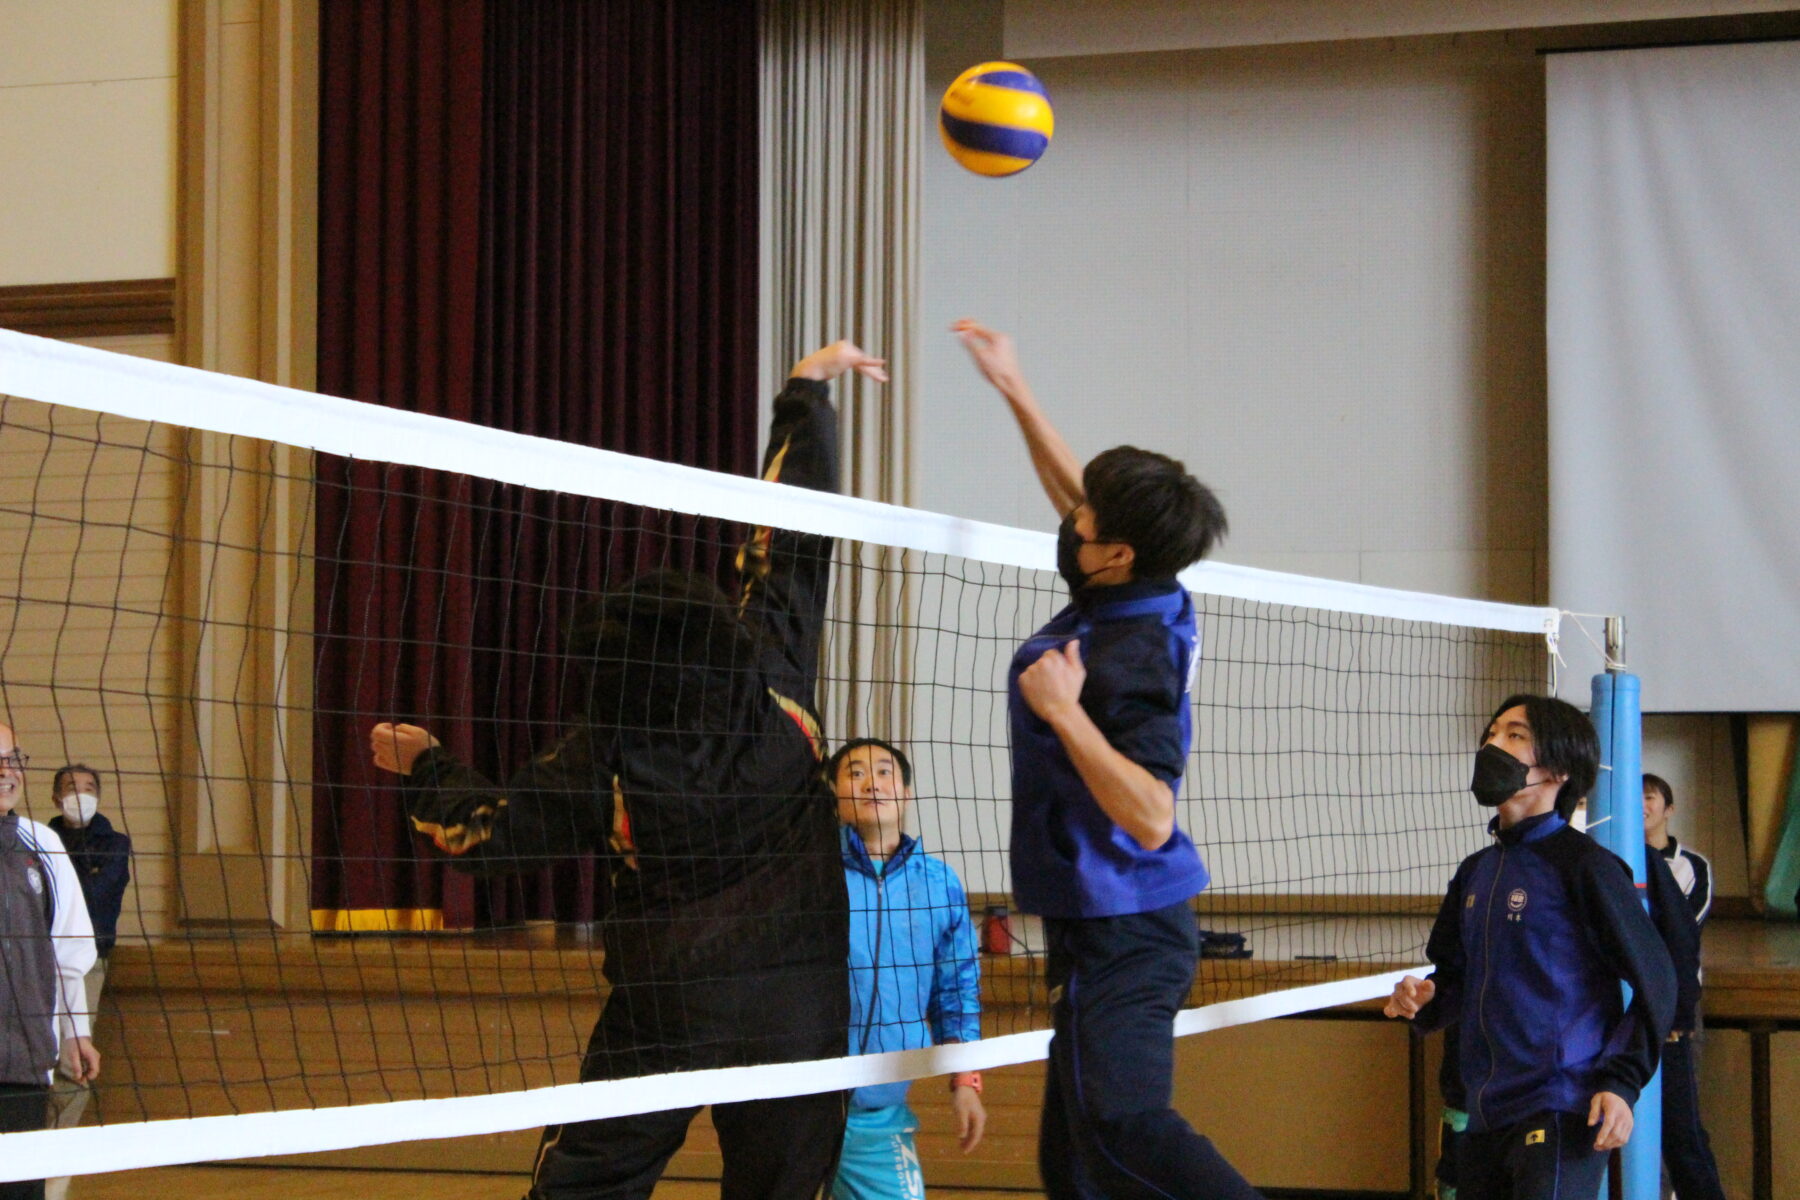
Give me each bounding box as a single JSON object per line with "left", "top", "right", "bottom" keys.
{"left": 921, "top": 29, "right": 1549, "bottom": 604}
{"left": 1006, "top": 0, "right": 1796, "bottom": 58}
{"left": 0, "top": 0, "right": 179, "bottom": 286}
{"left": 0, "top": 0, "right": 316, "bottom": 941}
{"left": 0, "top": 367, "right": 179, "bottom": 942}
{"left": 920, "top": 4, "right": 1767, "bottom": 900}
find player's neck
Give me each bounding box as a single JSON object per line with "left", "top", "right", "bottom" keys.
{"left": 862, "top": 829, "right": 902, "bottom": 860}
{"left": 1647, "top": 827, "right": 1672, "bottom": 851}
{"left": 1496, "top": 791, "right": 1556, "bottom": 830}
{"left": 1083, "top": 565, "right": 1135, "bottom": 588}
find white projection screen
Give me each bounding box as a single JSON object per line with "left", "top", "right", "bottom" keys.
{"left": 1547, "top": 41, "right": 1800, "bottom": 713}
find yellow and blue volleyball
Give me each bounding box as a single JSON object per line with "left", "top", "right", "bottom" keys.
{"left": 939, "top": 62, "right": 1054, "bottom": 178}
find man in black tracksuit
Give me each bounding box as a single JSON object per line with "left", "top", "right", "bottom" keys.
{"left": 1640, "top": 792, "right": 1726, "bottom": 1200}
{"left": 371, "top": 341, "right": 888, "bottom": 1200}
{"left": 1387, "top": 694, "right": 1677, "bottom": 1200}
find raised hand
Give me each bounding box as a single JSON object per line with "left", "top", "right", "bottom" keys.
{"left": 951, "top": 319, "right": 1027, "bottom": 397}
{"left": 790, "top": 340, "right": 888, "bottom": 384}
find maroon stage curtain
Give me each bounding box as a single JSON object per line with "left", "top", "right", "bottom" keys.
{"left": 311, "top": 0, "right": 761, "bottom": 932}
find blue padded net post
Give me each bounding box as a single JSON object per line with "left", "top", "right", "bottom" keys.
{"left": 1591, "top": 646, "right": 1659, "bottom": 1200}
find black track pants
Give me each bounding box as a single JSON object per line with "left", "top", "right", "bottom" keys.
{"left": 1458, "top": 1111, "right": 1608, "bottom": 1200}
{"left": 1039, "top": 901, "right": 1263, "bottom": 1200}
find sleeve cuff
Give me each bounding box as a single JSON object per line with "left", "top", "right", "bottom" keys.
{"left": 781, "top": 376, "right": 831, "bottom": 398}
{"left": 1594, "top": 1075, "right": 1642, "bottom": 1107}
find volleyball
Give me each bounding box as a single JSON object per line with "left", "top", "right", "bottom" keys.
{"left": 939, "top": 61, "right": 1054, "bottom": 177}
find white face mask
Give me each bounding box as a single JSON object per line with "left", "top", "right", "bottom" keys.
{"left": 60, "top": 792, "right": 99, "bottom": 826}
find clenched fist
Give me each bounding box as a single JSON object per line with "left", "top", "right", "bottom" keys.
{"left": 370, "top": 722, "right": 440, "bottom": 776}
{"left": 1383, "top": 974, "right": 1436, "bottom": 1020}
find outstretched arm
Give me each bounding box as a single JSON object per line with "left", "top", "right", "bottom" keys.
{"left": 737, "top": 341, "right": 885, "bottom": 696}
{"left": 370, "top": 722, "right": 610, "bottom": 878}
{"left": 952, "top": 320, "right": 1084, "bottom": 518}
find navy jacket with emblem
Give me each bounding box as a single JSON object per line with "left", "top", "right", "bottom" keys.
{"left": 1413, "top": 810, "right": 1676, "bottom": 1133}
{"left": 1007, "top": 577, "right": 1207, "bottom": 919}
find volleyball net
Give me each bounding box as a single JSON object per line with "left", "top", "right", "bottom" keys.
{"left": 0, "top": 328, "right": 1557, "bottom": 1179}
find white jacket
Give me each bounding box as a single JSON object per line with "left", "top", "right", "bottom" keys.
{"left": 14, "top": 817, "right": 97, "bottom": 1046}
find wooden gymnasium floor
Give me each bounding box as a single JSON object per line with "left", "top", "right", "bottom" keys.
{"left": 73, "top": 1166, "right": 1033, "bottom": 1200}
{"left": 56, "top": 917, "right": 1800, "bottom": 1200}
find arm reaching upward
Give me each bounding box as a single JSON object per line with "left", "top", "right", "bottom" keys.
{"left": 953, "top": 319, "right": 1084, "bottom": 517}
{"left": 737, "top": 341, "right": 884, "bottom": 700}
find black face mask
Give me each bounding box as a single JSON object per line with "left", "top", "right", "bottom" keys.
{"left": 1056, "top": 512, "right": 1094, "bottom": 593}
{"left": 1470, "top": 743, "right": 1533, "bottom": 807}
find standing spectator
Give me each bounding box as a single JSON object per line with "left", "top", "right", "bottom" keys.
{"left": 43, "top": 764, "right": 130, "bottom": 1198}
{"left": 1643, "top": 773, "right": 1726, "bottom": 1200}
{"left": 828, "top": 737, "right": 985, "bottom": 1200}
{"left": 1644, "top": 773, "right": 1712, "bottom": 925}
{"left": 0, "top": 724, "right": 100, "bottom": 1200}
{"left": 1386, "top": 696, "right": 1676, "bottom": 1200}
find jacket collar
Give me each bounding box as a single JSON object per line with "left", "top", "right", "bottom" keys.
{"left": 1658, "top": 836, "right": 1680, "bottom": 860}
{"left": 840, "top": 823, "right": 917, "bottom": 877}
{"left": 49, "top": 812, "right": 116, "bottom": 838}
{"left": 1070, "top": 575, "right": 1182, "bottom": 612}
{"left": 1489, "top": 808, "right": 1566, "bottom": 846}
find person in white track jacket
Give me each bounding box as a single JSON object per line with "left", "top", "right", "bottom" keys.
{"left": 0, "top": 723, "right": 99, "bottom": 1200}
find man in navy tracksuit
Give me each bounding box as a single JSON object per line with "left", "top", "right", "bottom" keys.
{"left": 956, "top": 320, "right": 1259, "bottom": 1200}
{"left": 1387, "top": 694, "right": 1677, "bottom": 1200}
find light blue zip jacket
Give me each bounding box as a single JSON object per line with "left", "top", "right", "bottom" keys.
{"left": 841, "top": 825, "right": 981, "bottom": 1110}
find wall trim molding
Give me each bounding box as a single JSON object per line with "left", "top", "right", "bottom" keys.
{"left": 0, "top": 278, "right": 176, "bottom": 339}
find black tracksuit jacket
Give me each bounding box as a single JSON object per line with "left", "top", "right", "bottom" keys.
{"left": 403, "top": 378, "right": 847, "bottom": 989}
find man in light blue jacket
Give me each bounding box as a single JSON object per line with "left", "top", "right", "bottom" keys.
{"left": 830, "top": 738, "right": 985, "bottom": 1200}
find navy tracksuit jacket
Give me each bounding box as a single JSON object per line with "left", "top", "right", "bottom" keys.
{"left": 1414, "top": 810, "right": 1677, "bottom": 1133}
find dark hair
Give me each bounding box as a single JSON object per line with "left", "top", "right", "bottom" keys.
{"left": 1643, "top": 772, "right": 1674, "bottom": 809}
{"left": 1485, "top": 694, "right": 1599, "bottom": 819}
{"left": 1083, "top": 447, "right": 1227, "bottom": 580}
{"left": 52, "top": 763, "right": 102, "bottom": 798}
{"left": 827, "top": 737, "right": 913, "bottom": 788}
{"left": 566, "top": 570, "right": 762, "bottom": 729}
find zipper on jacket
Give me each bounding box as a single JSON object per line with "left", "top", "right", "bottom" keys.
{"left": 1473, "top": 845, "right": 1507, "bottom": 1128}
{"left": 857, "top": 870, "right": 887, "bottom": 1056}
